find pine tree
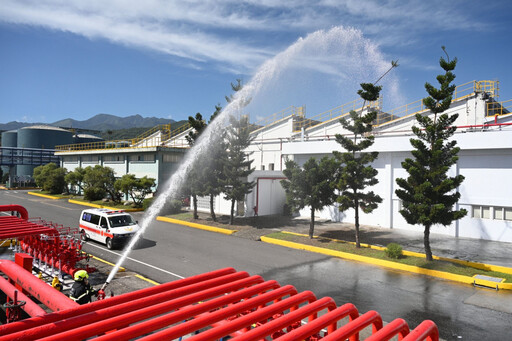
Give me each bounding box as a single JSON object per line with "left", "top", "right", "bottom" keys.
{"left": 185, "top": 112, "right": 207, "bottom": 219}
{"left": 281, "top": 156, "right": 338, "bottom": 238}
{"left": 223, "top": 115, "right": 255, "bottom": 225}
{"left": 333, "top": 61, "right": 398, "bottom": 248}
{"left": 395, "top": 47, "right": 467, "bottom": 261}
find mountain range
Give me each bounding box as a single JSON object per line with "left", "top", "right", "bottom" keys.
{"left": 0, "top": 114, "right": 175, "bottom": 132}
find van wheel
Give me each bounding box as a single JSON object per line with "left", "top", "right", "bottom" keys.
{"left": 106, "top": 238, "right": 113, "bottom": 250}
{"left": 81, "top": 230, "right": 88, "bottom": 241}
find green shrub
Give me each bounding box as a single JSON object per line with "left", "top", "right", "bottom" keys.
{"left": 385, "top": 243, "right": 403, "bottom": 259}
{"left": 142, "top": 198, "right": 154, "bottom": 210}
{"left": 84, "top": 187, "right": 106, "bottom": 201}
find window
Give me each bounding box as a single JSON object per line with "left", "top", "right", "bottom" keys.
{"left": 505, "top": 208, "right": 512, "bottom": 221}
{"left": 494, "top": 207, "right": 503, "bottom": 220}
{"left": 269, "top": 163, "right": 274, "bottom": 171}
{"left": 163, "top": 154, "right": 182, "bottom": 163}
{"left": 104, "top": 155, "right": 124, "bottom": 162}
{"left": 261, "top": 165, "right": 265, "bottom": 170}
{"left": 82, "top": 155, "right": 99, "bottom": 162}
{"left": 472, "top": 206, "right": 481, "bottom": 219}
{"left": 65, "top": 156, "right": 78, "bottom": 162}
{"left": 89, "top": 214, "right": 100, "bottom": 225}
{"left": 482, "top": 206, "right": 491, "bottom": 219}
{"left": 129, "top": 154, "right": 155, "bottom": 162}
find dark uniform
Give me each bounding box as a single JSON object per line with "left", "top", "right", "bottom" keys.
{"left": 69, "top": 280, "right": 95, "bottom": 304}
{"left": 69, "top": 270, "right": 96, "bottom": 304}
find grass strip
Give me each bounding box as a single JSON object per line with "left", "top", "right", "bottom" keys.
{"left": 265, "top": 232, "right": 512, "bottom": 283}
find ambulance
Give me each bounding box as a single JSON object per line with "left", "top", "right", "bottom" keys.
{"left": 79, "top": 208, "right": 141, "bottom": 249}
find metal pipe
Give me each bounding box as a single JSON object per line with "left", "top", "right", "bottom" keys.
{"left": 0, "top": 205, "right": 28, "bottom": 220}
{"left": 56, "top": 278, "right": 280, "bottom": 341}
{"left": 230, "top": 297, "right": 337, "bottom": 341}
{"left": 403, "top": 320, "right": 439, "bottom": 341}
{"left": 276, "top": 303, "right": 359, "bottom": 341}
{"left": 0, "top": 260, "right": 78, "bottom": 312}
{"left": 2, "top": 271, "right": 250, "bottom": 341}
{"left": 321, "top": 310, "right": 383, "bottom": 341}
{"left": 151, "top": 290, "right": 318, "bottom": 341}
{"left": 0, "top": 276, "right": 47, "bottom": 317}
{"left": 365, "top": 318, "right": 410, "bottom": 341}
{"left": 0, "top": 267, "right": 237, "bottom": 336}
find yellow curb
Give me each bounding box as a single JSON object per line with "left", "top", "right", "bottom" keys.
{"left": 282, "top": 231, "right": 512, "bottom": 275}
{"left": 156, "top": 216, "right": 237, "bottom": 235}
{"left": 28, "top": 191, "right": 61, "bottom": 200}
{"left": 135, "top": 274, "right": 160, "bottom": 286}
{"left": 68, "top": 199, "right": 143, "bottom": 212}
{"left": 260, "top": 236, "right": 512, "bottom": 291}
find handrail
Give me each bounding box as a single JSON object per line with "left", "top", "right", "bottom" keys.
{"left": 253, "top": 106, "right": 303, "bottom": 128}
{"left": 293, "top": 97, "right": 381, "bottom": 132}
{"left": 374, "top": 80, "right": 499, "bottom": 128}
{"left": 487, "top": 99, "right": 512, "bottom": 117}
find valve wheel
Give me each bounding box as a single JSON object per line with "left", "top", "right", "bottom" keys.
{"left": 106, "top": 238, "right": 113, "bottom": 250}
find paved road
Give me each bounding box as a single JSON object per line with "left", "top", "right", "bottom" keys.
{"left": 2, "top": 191, "right": 512, "bottom": 340}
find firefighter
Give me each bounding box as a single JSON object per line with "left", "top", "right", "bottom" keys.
{"left": 69, "top": 270, "right": 96, "bottom": 304}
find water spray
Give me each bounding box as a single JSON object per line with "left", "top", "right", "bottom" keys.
{"left": 101, "top": 26, "right": 400, "bottom": 284}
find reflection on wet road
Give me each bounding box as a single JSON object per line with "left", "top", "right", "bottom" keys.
{"left": 263, "top": 258, "right": 512, "bottom": 340}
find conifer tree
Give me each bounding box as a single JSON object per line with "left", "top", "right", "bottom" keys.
{"left": 333, "top": 61, "right": 398, "bottom": 248}
{"left": 223, "top": 115, "right": 255, "bottom": 225}
{"left": 185, "top": 112, "right": 207, "bottom": 219}
{"left": 281, "top": 156, "right": 338, "bottom": 238}
{"left": 395, "top": 47, "right": 467, "bottom": 261}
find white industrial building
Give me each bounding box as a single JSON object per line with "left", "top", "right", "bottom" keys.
{"left": 57, "top": 80, "right": 512, "bottom": 243}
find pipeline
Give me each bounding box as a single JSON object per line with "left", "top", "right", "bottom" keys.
{"left": 0, "top": 276, "right": 47, "bottom": 317}
{"left": 0, "top": 260, "right": 78, "bottom": 312}
{"left": 0, "top": 204, "right": 28, "bottom": 220}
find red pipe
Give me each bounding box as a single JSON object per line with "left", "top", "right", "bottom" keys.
{"left": 403, "top": 320, "right": 439, "bottom": 341}
{"left": 0, "top": 267, "right": 237, "bottom": 336}
{"left": 162, "top": 290, "right": 318, "bottom": 341}
{"left": 0, "top": 276, "right": 47, "bottom": 317}
{"left": 0, "top": 260, "right": 77, "bottom": 312}
{"left": 366, "top": 318, "right": 410, "bottom": 341}
{"left": 276, "top": 303, "right": 359, "bottom": 341}
{"left": 0, "top": 205, "right": 28, "bottom": 220}
{"left": 3, "top": 271, "right": 251, "bottom": 341}
{"left": 321, "top": 310, "right": 383, "bottom": 341}
{"left": 92, "top": 280, "right": 285, "bottom": 341}
{"left": 38, "top": 275, "right": 264, "bottom": 341}
{"left": 230, "top": 297, "right": 337, "bottom": 341}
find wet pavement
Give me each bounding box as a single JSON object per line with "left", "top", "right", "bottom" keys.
{"left": 233, "top": 217, "right": 512, "bottom": 268}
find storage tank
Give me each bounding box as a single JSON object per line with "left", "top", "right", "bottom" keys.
{"left": 17, "top": 125, "right": 73, "bottom": 177}
{"left": 74, "top": 133, "right": 104, "bottom": 144}
{"left": 1, "top": 130, "right": 18, "bottom": 147}
{"left": 1, "top": 130, "right": 19, "bottom": 178}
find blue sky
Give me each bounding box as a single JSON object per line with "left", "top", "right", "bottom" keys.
{"left": 1, "top": 1, "right": 511, "bottom": 126}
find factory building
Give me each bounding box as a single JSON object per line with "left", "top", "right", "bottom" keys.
{"left": 55, "top": 80, "right": 512, "bottom": 243}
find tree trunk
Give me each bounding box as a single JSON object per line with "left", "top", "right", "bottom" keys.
{"left": 309, "top": 207, "right": 315, "bottom": 239}
{"left": 230, "top": 199, "right": 235, "bottom": 225}
{"left": 209, "top": 194, "right": 217, "bottom": 222}
{"left": 424, "top": 225, "right": 433, "bottom": 261}
{"left": 193, "top": 194, "right": 198, "bottom": 219}
{"left": 354, "top": 198, "right": 360, "bottom": 248}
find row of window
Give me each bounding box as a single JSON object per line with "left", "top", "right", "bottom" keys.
{"left": 472, "top": 205, "right": 512, "bottom": 221}
{"left": 64, "top": 154, "right": 162, "bottom": 163}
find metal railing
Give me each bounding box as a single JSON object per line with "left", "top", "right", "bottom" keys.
{"left": 55, "top": 123, "right": 190, "bottom": 152}
{"left": 293, "top": 97, "right": 382, "bottom": 132}
{"left": 374, "top": 80, "right": 499, "bottom": 127}
{"left": 487, "top": 99, "right": 512, "bottom": 117}
{"left": 252, "top": 106, "right": 304, "bottom": 129}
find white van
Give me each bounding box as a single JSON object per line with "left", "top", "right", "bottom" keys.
{"left": 79, "top": 208, "right": 141, "bottom": 249}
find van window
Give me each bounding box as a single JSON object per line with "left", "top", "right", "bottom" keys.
{"left": 100, "top": 217, "right": 108, "bottom": 229}
{"left": 90, "top": 214, "right": 100, "bottom": 225}
{"left": 108, "top": 215, "right": 136, "bottom": 228}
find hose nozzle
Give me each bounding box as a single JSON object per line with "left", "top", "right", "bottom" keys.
{"left": 100, "top": 281, "right": 109, "bottom": 291}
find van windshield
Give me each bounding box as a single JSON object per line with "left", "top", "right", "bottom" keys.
{"left": 108, "top": 215, "right": 136, "bottom": 228}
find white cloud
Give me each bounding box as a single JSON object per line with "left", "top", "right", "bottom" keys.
{"left": 0, "top": 0, "right": 491, "bottom": 75}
